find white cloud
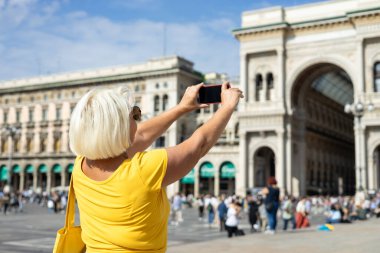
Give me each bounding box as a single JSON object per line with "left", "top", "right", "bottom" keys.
{"left": 0, "top": 0, "right": 239, "bottom": 81}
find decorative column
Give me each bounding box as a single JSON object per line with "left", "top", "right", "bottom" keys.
{"left": 240, "top": 53, "right": 248, "bottom": 103}
{"left": 285, "top": 121, "right": 292, "bottom": 196}
{"left": 61, "top": 120, "right": 69, "bottom": 153}
{"left": 214, "top": 167, "right": 219, "bottom": 197}
{"left": 47, "top": 122, "right": 54, "bottom": 153}
{"left": 276, "top": 128, "right": 286, "bottom": 196}
{"left": 237, "top": 132, "right": 247, "bottom": 196}
{"left": 33, "top": 169, "right": 38, "bottom": 192}
{"left": 19, "top": 172, "right": 24, "bottom": 192}
{"left": 61, "top": 168, "right": 66, "bottom": 188}
{"left": 47, "top": 171, "right": 51, "bottom": 194}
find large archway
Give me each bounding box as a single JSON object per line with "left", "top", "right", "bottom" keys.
{"left": 254, "top": 147, "right": 275, "bottom": 187}
{"left": 291, "top": 63, "right": 355, "bottom": 195}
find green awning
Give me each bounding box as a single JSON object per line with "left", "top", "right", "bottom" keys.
{"left": 221, "top": 162, "right": 236, "bottom": 179}
{"left": 12, "top": 165, "right": 21, "bottom": 173}
{"left": 25, "top": 165, "right": 34, "bottom": 173}
{"left": 67, "top": 164, "right": 74, "bottom": 173}
{"left": 39, "top": 164, "right": 48, "bottom": 173}
{"left": 200, "top": 162, "right": 215, "bottom": 178}
{"left": 52, "top": 164, "right": 62, "bottom": 173}
{"left": 181, "top": 169, "right": 195, "bottom": 184}
{"left": 0, "top": 166, "right": 8, "bottom": 181}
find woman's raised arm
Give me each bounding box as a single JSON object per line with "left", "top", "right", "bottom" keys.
{"left": 128, "top": 83, "right": 208, "bottom": 156}
{"left": 162, "top": 83, "right": 243, "bottom": 187}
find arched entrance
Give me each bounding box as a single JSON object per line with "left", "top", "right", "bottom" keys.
{"left": 219, "top": 162, "right": 236, "bottom": 195}
{"left": 11, "top": 165, "right": 21, "bottom": 190}
{"left": 38, "top": 164, "right": 48, "bottom": 191}
{"left": 199, "top": 162, "right": 215, "bottom": 195}
{"left": 24, "top": 164, "right": 34, "bottom": 190}
{"left": 52, "top": 164, "right": 62, "bottom": 188}
{"left": 0, "top": 165, "right": 8, "bottom": 188}
{"left": 254, "top": 147, "right": 275, "bottom": 187}
{"left": 291, "top": 63, "right": 355, "bottom": 195}
{"left": 373, "top": 145, "right": 380, "bottom": 190}
{"left": 180, "top": 168, "right": 195, "bottom": 195}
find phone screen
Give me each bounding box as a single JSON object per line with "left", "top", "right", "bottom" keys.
{"left": 198, "top": 85, "right": 222, "bottom": 104}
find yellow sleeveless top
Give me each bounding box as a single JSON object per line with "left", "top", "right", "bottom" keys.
{"left": 73, "top": 149, "right": 170, "bottom": 253}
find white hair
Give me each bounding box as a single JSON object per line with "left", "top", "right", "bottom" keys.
{"left": 69, "top": 86, "right": 134, "bottom": 160}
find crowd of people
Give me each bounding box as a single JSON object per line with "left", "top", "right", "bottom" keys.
{"left": 2, "top": 178, "right": 380, "bottom": 239}
{"left": 170, "top": 178, "right": 380, "bottom": 238}
{"left": 0, "top": 183, "right": 68, "bottom": 215}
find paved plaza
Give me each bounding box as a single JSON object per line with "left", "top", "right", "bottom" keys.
{"left": 0, "top": 203, "right": 379, "bottom": 252}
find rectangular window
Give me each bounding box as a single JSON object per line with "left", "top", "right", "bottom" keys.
{"left": 29, "top": 109, "right": 34, "bottom": 122}
{"left": 42, "top": 108, "right": 48, "bottom": 121}
{"left": 56, "top": 108, "right": 61, "bottom": 120}
{"left": 16, "top": 110, "right": 21, "bottom": 123}
{"left": 3, "top": 111, "right": 8, "bottom": 123}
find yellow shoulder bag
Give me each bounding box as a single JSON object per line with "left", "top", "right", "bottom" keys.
{"left": 53, "top": 176, "right": 86, "bottom": 253}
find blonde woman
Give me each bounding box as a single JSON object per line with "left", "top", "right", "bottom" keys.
{"left": 69, "top": 83, "right": 243, "bottom": 252}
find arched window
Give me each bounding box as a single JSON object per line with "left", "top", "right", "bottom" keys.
{"left": 266, "top": 72, "right": 274, "bottom": 100}
{"left": 29, "top": 108, "right": 34, "bottom": 122}
{"left": 255, "top": 74, "right": 263, "bottom": 101}
{"left": 374, "top": 62, "right": 380, "bottom": 92}
{"left": 162, "top": 94, "right": 168, "bottom": 111}
{"left": 154, "top": 95, "right": 160, "bottom": 112}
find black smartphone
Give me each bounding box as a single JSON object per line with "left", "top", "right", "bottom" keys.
{"left": 198, "top": 84, "right": 222, "bottom": 104}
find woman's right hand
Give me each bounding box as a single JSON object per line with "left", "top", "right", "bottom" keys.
{"left": 220, "top": 82, "right": 244, "bottom": 109}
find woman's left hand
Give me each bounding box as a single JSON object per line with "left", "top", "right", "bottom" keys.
{"left": 178, "top": 83, "right": 209, "bottom": 112}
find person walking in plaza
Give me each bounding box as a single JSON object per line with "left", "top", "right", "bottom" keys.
{"left": 247, "top": 193, "right": 259, "bottom": 232}
{"left": 217, "top": 194, "right": 228, "bottom": 231}
{"left": 197, "top": 195, "right": 205, "bottom": 221}
{"left": 171, "top": 192, "right": 183, "bottom": 226}
{"left": 282, "top": 196, "right": 296, "bottom": 231}
{"left": 261, "top": 177, "right": 280, "bottom": 234}
{"left": 68, "top": 82, "right": 243, "bottom": 252}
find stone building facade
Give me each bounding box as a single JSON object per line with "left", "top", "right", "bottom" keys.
{"left": 233, "top": 0, "right": 380, "bottom": 196}
{"left": 0, "top": 56, "right": 241, "bottom": 198}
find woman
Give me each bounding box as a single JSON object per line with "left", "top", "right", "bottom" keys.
{"left": 261, "top": 177, "right": 280, "bottom": 234}
{"left": 69, "top": 82, "right": 243, "bottom": 252}
{"left": 225, "top": 199, "right": 242, "bottom": 238}
{"left": 296, "top": 196, "right": 310, "bottom": 228}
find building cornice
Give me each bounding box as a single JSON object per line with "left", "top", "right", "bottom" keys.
{"left": 233, "top": 6, "right": 380, "bottom": 38}
{"left": 0, "top": 67, "right": 202, "bottom": 94}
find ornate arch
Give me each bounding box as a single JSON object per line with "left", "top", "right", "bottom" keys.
{"left": 287, "top": 56, "right": 356, "bottom": 112}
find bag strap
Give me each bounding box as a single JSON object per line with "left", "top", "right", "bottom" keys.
{"left": 64, "top": 175, "right": 76, "bottom": 229}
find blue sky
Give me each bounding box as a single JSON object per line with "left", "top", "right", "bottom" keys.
{"left": 0, "top": 0, "right": 322, "bottom": 81}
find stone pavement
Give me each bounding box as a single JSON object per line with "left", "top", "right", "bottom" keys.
{"left": 167, "top": 218, "right": 380, "bottom": 253}
{"left": 0, "top": 203, "right": 379, "bottom": 252}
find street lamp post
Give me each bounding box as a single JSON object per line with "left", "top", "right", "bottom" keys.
{"left": 3, "top": 126, "right": 20, "bottom": 187}
{"left": 344, "top": 101, "right": 374, "bottom": 191}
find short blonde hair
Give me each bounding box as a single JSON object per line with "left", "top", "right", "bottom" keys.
{"left": 69, "top": 86, "right": 134, "bottom": 160}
